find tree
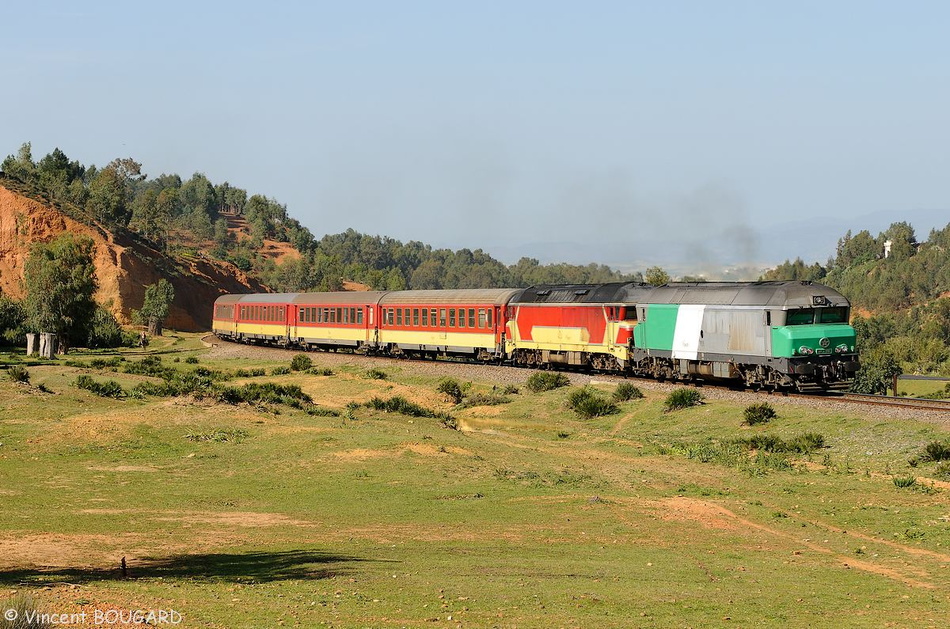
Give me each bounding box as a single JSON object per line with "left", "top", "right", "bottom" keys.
{"left": 645, "top": 266, "right": 670, "bottom": 286}
{"left": 851, "top": 346, "right": 902, "bottom": 394}
{"left": 139, "top": 279, "right": 175, "bottom": 336}
{"left": 87, "top": 158, "right": 144, "bottom": 226}
{"left": 1, "top": 142, "right": 36, "bottom": 183}
{"left": 23, "top": 234, "right": 98, "bottom": 350}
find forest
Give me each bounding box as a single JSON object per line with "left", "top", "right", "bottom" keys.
{"left": 3, "top": 142, "right": 950, "bottom": 384}
{"left": 0, "top": 143, "right": 637, "bottom": 293}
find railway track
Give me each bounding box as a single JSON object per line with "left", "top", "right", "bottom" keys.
{"left": 837, "top": 393, "right": 950, "bottom": 412}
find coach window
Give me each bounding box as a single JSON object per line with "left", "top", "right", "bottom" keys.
{"left": 336, "top": 308, "right": 343, "bottom": 323}
{"left": 396, "top": 309, "right": 402, "bottom": 326}
{"left": 449, "top": 308, "right": 456, "bottom": 327}
{"left": 487, "top": 309, "right": 493, "bottom": 328}
{"left": 421, "top": 308, "right": 429, "bottom": 327}
{"left": 357, "top": 308, "right": 364, "bottom": 325}
{"left": 458, "top": 309, "right": 466, "bottom": 328}
{"left": 431, "top": 309, "right": 438, "bottom": 327}
{"left": 412, "top": 308, "right": 419, "bottom": 326}
{"left": 468, "top": 308, "right": 476, "bottom": 328}
{"left": 478, "top": 309, "right": 486, "bottom": 328}
{"left": 439, "top": 309, "right": 447, "bottom": 327}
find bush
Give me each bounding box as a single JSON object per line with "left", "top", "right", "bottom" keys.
{"left": 290, "top": 354, "right": 312, "bottom": 371}
{"left": 744, "top": 402, "right": 777, "bottom": 425}
{"left": 502, "top": 384, "right": 520, "bottom": 395}
{"left": 185, "top": 428, "right": 248, "bottom": 443}
{"left": 525, "top": 371, "right": 570, "bottom": 393}
{"left": 664, "top": 388, "right": 704, "bottom": 411}
{"left": 613, "top": 382, "right": 643, "bottom": 402}
{"left": 437, "top": 378, "right": 464, "bottom": 404}
{"left": 921, "top": 441, "right": 950, "bottom": 463}
{"left": 307, "top": 406, "right": 340, "bottom": 417}
{"left": 457, "top": 392, "right": 511, "bottom": 408}
{"left": 364, "top": 395, "right": 451, "bottom": 421}
{"left": 73, "top": 374, "right": 125, "bottom": 398}
{"left": 567, "top": 387, "right": 619, "bottom": 419}
{"left": 184, "top": 355, "right": 199, "bottom": 364}
{"left": 270, "top": 365, "right": 291, "bottom": 375}
{"left": 216, "top": 382, "right": 313, "bottom": 407}
{"left": 893, "top": 475, "right": 917, "bottom": 488}
{"left": 6, "top": 365, "right": 30, "bottom": 383}
{"left": 0, "top": 594, "right": 51, "bottom": 628}
{"left": 363, "top": 368, "right": 388, "bottom": 380}
{"left": 307, "top": 367, "right": 334, "bottom": 376}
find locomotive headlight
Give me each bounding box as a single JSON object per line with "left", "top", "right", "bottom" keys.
{"left": 835, "top": 343, "right": 849, "bottom": 353}
{"left": 798, "top": 346, "right": 814, "bottom": 355}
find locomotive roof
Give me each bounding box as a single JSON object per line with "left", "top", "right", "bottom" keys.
{"left": 511, "top": 282, "right": 649, "bottom": 304}
{"left": 639, "top": 281, "right": 851, "bottom": 308}
{"left": 379, "top": 289, "right": 521, "bottom": 306}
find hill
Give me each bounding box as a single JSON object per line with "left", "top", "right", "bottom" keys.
{"left": 0, "top": 180, "right": 266, "bottom": 331}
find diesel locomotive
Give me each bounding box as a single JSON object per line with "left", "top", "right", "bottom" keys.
{"left": 212, "top": 280, "right": 859, "bottom": 392}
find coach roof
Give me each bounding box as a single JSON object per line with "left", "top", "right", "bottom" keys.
{"left": 379, "top": 289, "right": 521, "bottom": 306}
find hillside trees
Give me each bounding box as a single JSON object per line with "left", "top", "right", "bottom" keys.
{"left": 138, "top": 279, "right": 175, "bottom": 336}
{"left": 23, "top": 233, "right": 98, "bottom": 350}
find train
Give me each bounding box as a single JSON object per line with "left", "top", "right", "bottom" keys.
{"left": 212, "top": 280, "right": 860, "bottom": 392}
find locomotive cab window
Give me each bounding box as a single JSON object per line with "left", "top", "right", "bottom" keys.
{"left": 786, "top": 309, "right": 815, "bottom": 325}
{"left": 818, "top": 307, "right": 848, "bottom": 323}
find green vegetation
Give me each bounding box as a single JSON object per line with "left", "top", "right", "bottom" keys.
{"left": 743, "top": 402, "right": 777, "bottom": 425}
{"left": 565, "top": 386, "right": 619, "bottom": 418}
{"left": 133, "top": 279, "right": 175, "bottom": 336}
{"left": 663, "top": 387, "right": 704, "bottom": 411}
{"left": 525, "top": 371, "right": 570, "bottom": 392}
{"left": 5, "top": 365, "right": 30, "bottom": 384}
{"left": 1, "top": 339, "right": 950, "bottom": 627}
{"left": 436, "top": 378, "right": 465, "bottom": 404}
{"left": 290, "top": 354, "right": 312, "bottom": 372}
{"left": 612, "top": 381, "right": 644, "bottom": 401}
{"left": 1, "top": 143, "right": 642, "bottom": 297}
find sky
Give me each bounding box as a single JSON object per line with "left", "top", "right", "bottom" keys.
{"left": 3, "top": 1, "right": 949, "bottom": 273}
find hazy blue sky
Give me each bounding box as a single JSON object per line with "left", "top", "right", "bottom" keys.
{"left": 3, "top": 1, "right": 948, "bottom": 270}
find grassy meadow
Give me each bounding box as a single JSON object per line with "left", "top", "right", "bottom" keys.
{"left": 1, "top": 334, "right": 950, "bottom": 628}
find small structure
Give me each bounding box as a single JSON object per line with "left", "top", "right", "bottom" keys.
{"left": 39, "top": 333, "right": 58, "bottom": 359}
{"left": 25, "top": 333, "right": 39, "bottom": 356}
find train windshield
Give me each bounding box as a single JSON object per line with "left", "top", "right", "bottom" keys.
{"left": 818, "top": 307, "right": 849, "bottom": 323}
{"left": 785, "top": 307, "right": 849, "bottom": 325}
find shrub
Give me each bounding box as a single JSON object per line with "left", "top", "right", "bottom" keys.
{"left": 73, "top": 374, "right": 125, "bottom": 398}
{"left": 364, "top": 396, "right": 451, "bottom": 421}
{"left": 185, "top": 428, "right": 248, "bottom": 443}
{"left": 458, "top": 393, "right": 510, "bottom": 408}
{"left": 270, "top": 366, "right": 291, "bottom": 376}
{"left": 787, "top": 432, "right": 825, "bottom": 453}
{"left": 664, "top": 388, "right": 704, "bottom": 411}
{"left": 290, "top": 354, "right": 312, "bottom": 371}
{"left": 89, "top": 357, "right": 123, "bottom": 370}
{"left": 437, "top": 378, "right": 464, "bottom": 404}
{"left": 215, "top": 382, "right": 313, "bottom": 407}
{"left": 566, "top": 387, "right": 619, "bottom": 419}
{"left": 307, "top": 367, "right": 334, "bottom": 376}
{"left": 502, "top": 384, "right": 520, "bottom": 395}
{"left": 0, "top": 594, "right": 51, "bottom": 628}
{"left": 184, "top": 355, "right": 199, "bottom": 364}
{"left": 363, "top": 368, "right": 388, "bottom": 380}
{"left": 744, "top": 402, "right": 777, "bottom": 425}
{"left": 6, "top": 365, "right": 30, "bottom": 383}
{"left": 893, "top": 475, "right": 917, "bottom": 488}
{"left": 920, "top": 441, "right": 950, "bottom": 463}
{"left": 525, "top": 371, "right": 570, "bottom": 393}
{"left": 122, "top": 355, "right": 173, "bottom": 379}
{"left": 613, "top": 382, "right": 643, "bottom": 402}
{"left": 235, "top": 368, "right": 267, "bottom": 378}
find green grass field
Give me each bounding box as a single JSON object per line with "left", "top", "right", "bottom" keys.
{"left": 2, "top": 335, "right": 950, "bottom": 627}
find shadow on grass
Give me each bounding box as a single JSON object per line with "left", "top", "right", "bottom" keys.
{"left": 0, "top": 550, "right": 379, "bottom": 585}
